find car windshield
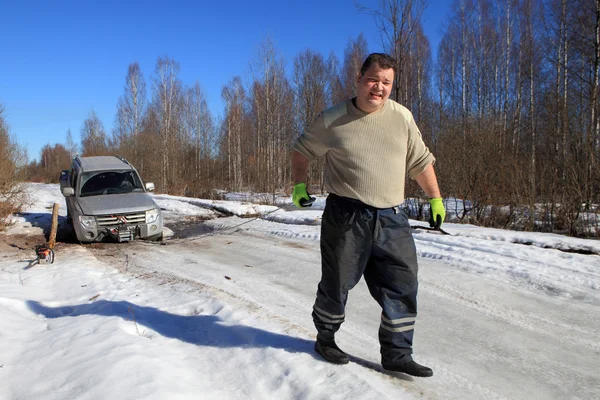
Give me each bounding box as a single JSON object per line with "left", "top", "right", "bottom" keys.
{"left": 79, "top": 170, "right": 144, "bottom": 197}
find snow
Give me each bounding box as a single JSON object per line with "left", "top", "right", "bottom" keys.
{"left": 1, "top": 183, "right": 599, "bottom": 399}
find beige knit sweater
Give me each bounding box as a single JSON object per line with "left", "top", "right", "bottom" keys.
{"left": 293, "top": 98, "right": 435, "bottom": 208}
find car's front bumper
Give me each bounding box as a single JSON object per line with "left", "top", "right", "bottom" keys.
{"left": 72, "top": 216, "right": 163, "bottom": 243}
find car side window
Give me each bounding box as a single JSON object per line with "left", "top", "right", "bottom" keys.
{"left": 70, "top": 168, "right": 77, "bottom": 189}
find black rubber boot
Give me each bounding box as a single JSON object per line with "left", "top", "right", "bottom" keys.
{"left": 382, "top": 358, "right": 433, "bottom": 377}
{"left": 314, "top": 339, "right": 349, "bottom": 365}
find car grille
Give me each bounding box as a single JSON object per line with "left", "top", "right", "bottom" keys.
{"left": 96, "top": 212, "right": 146, "bottom": 226}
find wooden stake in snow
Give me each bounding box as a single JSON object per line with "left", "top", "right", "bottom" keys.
{"left": 48, "top": 203, "right": 59, "bottom": 249}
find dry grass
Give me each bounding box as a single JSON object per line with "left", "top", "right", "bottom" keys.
{"left": 0, "top": 200, "right": 22, "bottom": 231}
{"left": 0, "top": 103, "right": 29, "bottom": 232}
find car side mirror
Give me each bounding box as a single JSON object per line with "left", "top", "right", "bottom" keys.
{"left": 145, "top": 182, "right": 155, "bottom": 192}
{"left": 62, "top": 187, "right": 74, "bottom": 196}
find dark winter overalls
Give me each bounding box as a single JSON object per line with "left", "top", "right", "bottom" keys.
{"left": 312, "top": 193, "right": 419, "bottom": 365}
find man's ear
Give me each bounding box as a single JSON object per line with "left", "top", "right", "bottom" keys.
{"left": 356, "top": 73, "right": 362, "bottom": 85}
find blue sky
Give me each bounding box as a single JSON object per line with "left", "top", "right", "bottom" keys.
{"left": 0, "top": 0, "right": 451, "bottom": 162}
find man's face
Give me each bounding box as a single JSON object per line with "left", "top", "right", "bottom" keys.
{"left": 355, "top": 65, "right": 394, "bottom": 113}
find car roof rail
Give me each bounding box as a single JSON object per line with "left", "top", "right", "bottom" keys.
{"left": 115, "top": 155, "right": 131, "bottom": 165}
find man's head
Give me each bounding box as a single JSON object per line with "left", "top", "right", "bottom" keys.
{"left": 355, "top": 53, "right": 396, "bottom": 113}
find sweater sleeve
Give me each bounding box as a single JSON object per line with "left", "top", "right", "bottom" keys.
{"left": 406, "top": 113, "right": 435, "bottom": 179}
{"left": 292, "top": 113, "right": 329, "bottom": 161}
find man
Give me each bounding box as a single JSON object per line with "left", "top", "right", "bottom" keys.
{"left": 290, "top": 53, "right": 445, "bottom": 378}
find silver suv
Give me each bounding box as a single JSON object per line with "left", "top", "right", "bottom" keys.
{"left": 60, "top": 156, "right": 163, "bottom": 243}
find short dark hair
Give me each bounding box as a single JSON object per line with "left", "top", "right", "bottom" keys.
{"left": 360, "top": 53, "right": 397, "bottom": 76}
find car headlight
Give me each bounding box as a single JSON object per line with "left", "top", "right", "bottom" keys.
{"left": 79, "top": 215, "right": 97, "bottom": 229}
{"left": 146, "top": 208, "right": 160, "bottom": 223}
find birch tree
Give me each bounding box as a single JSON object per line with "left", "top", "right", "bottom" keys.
{"left": 80, "top": 109, "right": 108, "bottom": 156}
{"left": 114, "top": 62, "right": 147, "bottom": 166}
{"left": 293, "top": 49, "right": 331, "bottom": 191}
{"left": 327, "top": 51, "right": 346, "bottom": 105}
{"left": 341, "top": 34, "right": 369, "bottom": 98}
{"left": 38, "top": 144, "right": 71, "bottom": 182}
{"left": 221, "top": 77, "right": 247, "bottom": 190}
{"left": 184, "top": 82, "right": 215, "bottom": 190}
{"left": 249, "top": 37, "right": 294, "bottom": 193}
{"left": 65, "top": 128, "right": 78, "bottom": 159}
{"left": 361, "top": 0, "right": 426, "bottom": 104}
{"left": 151, "top": 57, "right": 181, "bottom": 192}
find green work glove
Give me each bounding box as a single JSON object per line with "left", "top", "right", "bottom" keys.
{"left": 292, "top": 183, "right": 315, "bottom": 208}
{"left": 428, "top": 197, "right": 446, "bottom": 229}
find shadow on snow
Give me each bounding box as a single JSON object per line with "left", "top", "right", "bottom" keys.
{"left": 26, "top": 299, "right": 413, "bottom": 379}
{"left": 15, "top": 212, "right": 75, "bottom": 242}
{"left": 26, "top": 299, "right": 313, "bottom": 354}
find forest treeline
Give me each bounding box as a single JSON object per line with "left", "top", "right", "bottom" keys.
{"left": 2, "top": 0, "right": 599, "bottom": 237}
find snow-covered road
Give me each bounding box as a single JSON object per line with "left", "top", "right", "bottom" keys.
{"left": 1, "top": 183, "right": 598, "bottom": 399}
{"left": 98, "top": 219, "right": 598, "bottom": 400}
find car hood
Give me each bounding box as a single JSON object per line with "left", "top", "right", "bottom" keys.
{"left": 77, "top": 193, "right": 158, "bottom": 215}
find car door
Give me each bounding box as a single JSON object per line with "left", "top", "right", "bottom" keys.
{"left": 66, "top": 165, "right": 79, "bottom": 221}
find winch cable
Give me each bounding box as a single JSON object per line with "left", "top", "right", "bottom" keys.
{"left": 159, "top": 206, "right": 288, "bottom": 245}
{"left": 159, "top": 205, "right": 453, "bottom": 245}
